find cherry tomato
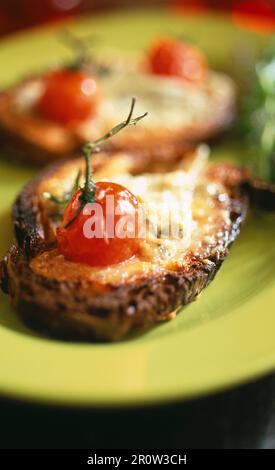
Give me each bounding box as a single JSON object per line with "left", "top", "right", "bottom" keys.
{"left": 148, "top": 37, "right": 207, "bottom": 83}
{"left": 56, "top": 183, "right": 143, "bottom": 267}
{"left": 37, "top": 69, "right": 99, "bottom": 125}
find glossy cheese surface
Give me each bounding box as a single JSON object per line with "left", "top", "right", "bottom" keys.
{"left": 31, "top": 150, "right": 233, "bottom": 286}
{"left": 13, "top": 69, "right": 235, "bottom": 141}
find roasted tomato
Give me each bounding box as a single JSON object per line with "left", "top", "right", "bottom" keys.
{"left": 37, "top": 69, "right": 100, "bottom": 125}
{"left": 56, "top": 183, "right": 143, "bottom": 267}
{"left": 148, "top": 37, "right": 207, "bottom": 84}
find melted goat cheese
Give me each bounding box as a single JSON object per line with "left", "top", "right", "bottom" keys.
{"left": 95, "top": 71, "right": 234, "bottom": 132}
{"left": 34, "top": 148, "right": 235, "bottom": 285}
{"left": 100, "top": 145, "right": 208, "bottom": 265}
{"left": 14, "top": 70, "right": 234, "bottom": 137}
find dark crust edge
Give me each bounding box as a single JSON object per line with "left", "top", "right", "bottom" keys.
{"left": 2, "top": 230, "right": 241, "bottom": 342}
{"left": 12, "top": 159, "right": 73, "bottom": 257}
{"left": 0, "top": 155, "right": 250, "bottom": 341}
{"left": 0, "top": 73, "right": 235, "bottom": 166}
{"left": 243, "top": 178, "right": 275, "bottom": 212}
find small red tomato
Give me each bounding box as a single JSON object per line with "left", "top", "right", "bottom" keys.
{"left": 37, "top": 69, "right": 99, "bottom": 125}
{"left": 56, "top": 183, "right": 143, "bottom": 267}
{"left": 148, "top": 37, "right": 207, "bottom": 84}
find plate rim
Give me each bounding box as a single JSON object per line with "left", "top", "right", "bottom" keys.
{"left": 0, "top": 8, "right": 274, "bottom": 408}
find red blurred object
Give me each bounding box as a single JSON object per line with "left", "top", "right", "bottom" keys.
{"left": 0, "top": 0, "right": 88, "bottom": 35}
{"left": 57, "top": 183, "right": 142, "bottom": 267}
{"left": 172, "top": 1, "right": 275, "bottom": 32}
{"left": 8, "top": 0, "right": 84, "bottom": 25}
{"left": 38, "top": 69, "right": 100, "bottom": 124}
{"left": 1, "top": 1, "right": 275, "bottom": 37}
{"left": 148, "top": 36, "right": 207, "bottom": 83}
{"left": 232, "top": 0, "right": 275, "bottom": 33}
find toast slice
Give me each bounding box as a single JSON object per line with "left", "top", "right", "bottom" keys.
{"left": 0, "top": 63, "right": 235, "bottom": 165}
{"left": 0, "top": 145, "right": 249, "bottom": 341}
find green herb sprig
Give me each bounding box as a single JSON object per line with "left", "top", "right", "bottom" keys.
{"left": 240, "top": 42, "right": 275, "bottom": 183}
{"left": 43, "top": 169, "right": 81, "bottom": 210}
{"left": 58, "top": 29, "right": 96, "bottom": 71}
{"left": 58, "top": 29, "right": 110, "bottom": 76}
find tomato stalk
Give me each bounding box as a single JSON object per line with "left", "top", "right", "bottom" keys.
{"left": 58, "top": 29, "right": 97, "bottom": 71}
{"left": 64, "top": 97, "right": 147, "bottom": 228}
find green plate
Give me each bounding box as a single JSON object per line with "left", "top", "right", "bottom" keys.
{"left": 0, "top": 8, "right": 274, "bottom": 407}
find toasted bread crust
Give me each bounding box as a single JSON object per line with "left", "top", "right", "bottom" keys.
{"left": 0, "top": 148, "right": 250, "bottom": 341}
{"left": 0, "top": 83, "right": 81, "bottom": 165}
{"left": 2, "top": 244, "right": 227, "bottom": 341}
{"left": 0, "top": 70, "right": 235, "bottom": 166}
{"left": 11, "top": 145, "right": 201, "bottom": 256}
